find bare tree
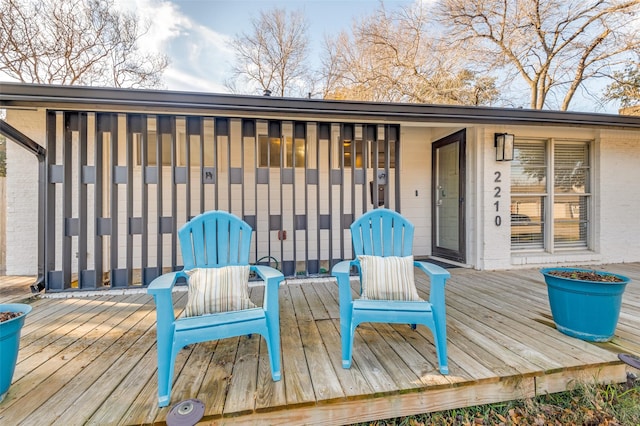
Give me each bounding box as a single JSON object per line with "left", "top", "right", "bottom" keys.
{"left": 322, "top": 2, "right": 498, "bottom": 105}
{"left": 605, "top": 64, "right": 640, "bottom": 108}
{"left": 228, "top": 8, "right": 311, "bottom": 97}
{"left": 0, "top": 0, "right": 168, "bottom": 88}
{"left": 439, "top": 0, "right": 640, "bottom": 110}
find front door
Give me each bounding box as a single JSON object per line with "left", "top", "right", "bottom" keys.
{"left": 432, "top": 130, "right": 466, "bottom": 262}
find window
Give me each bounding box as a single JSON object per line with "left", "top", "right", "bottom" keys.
{"left": 259, "top": 135, "right": 279, "bottom": 167}
{"left": 343, "top": 139, "right": 364, "bottom": 168}
{"left": 342, "top": 139, "right": 395, "bottom": 169}
{"left": 257, "top": 124, "right": 397, "bottom": 170}
{"left": 373, "top": 140, "right": 395, "bottom": 169}
{"left": 511, "top": 139, "right": 590, "bottom": 250}
{"left": 258, "top": 135, "right": 305, "bottom": 168}
{"left": 178, "top": 133, "right": 215, "bottom": 167}
{"left": 553, "top": 143, "right": 590, "bottom": 247}
{"left": 135, "top": 132, "right": 172, "bottom": 166}
{"left": 137, "top": 131, "right": 215, "bottom": 167}
{"left": 288, "top": 136, "right": 305, "bottom": 167}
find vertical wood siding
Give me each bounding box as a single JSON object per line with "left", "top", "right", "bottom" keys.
{"left": 43, "top": 111, "right": 400, "bottom": 290}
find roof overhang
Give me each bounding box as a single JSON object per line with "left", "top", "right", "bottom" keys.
{"left": 1, "top": 82, "right": 640, "bottom": 130}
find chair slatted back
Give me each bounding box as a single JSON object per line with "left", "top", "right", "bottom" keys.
{"left": 179, "top": 211, "right": 252, "bottom": 269}
{"left": 350, "top": 209, "right": 414, "bottom": 257}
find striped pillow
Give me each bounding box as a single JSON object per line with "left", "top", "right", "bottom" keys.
{"left": 358, "top": 255, "right": 422, "bottom": 301}
{"left": 184, "top": 265, "right": 256, "bottom": 317}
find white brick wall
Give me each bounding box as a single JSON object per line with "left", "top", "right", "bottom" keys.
{"left": 5, "top": 109, "right": 44, "bottom": 275}
{"left": 477, "top": 127, "right": 512, "bottom": 270}
{"left": 0, "top": 177, "right": 5, "bottom": 272}
{"left": 598, "top": 129, "right": 640, "bottom": 263}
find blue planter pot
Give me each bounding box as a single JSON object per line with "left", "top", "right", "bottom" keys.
{"left": 540, "top": 268, "right": 630, "bottom": 342}
{"left": 0, "top": 303, "right": 32, "bottom": 403}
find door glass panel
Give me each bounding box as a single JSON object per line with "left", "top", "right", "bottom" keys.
{"left": 435, "top": 142, "right": 459, "bottom": 251}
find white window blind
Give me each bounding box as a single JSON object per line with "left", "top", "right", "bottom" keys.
{"left": 554, "top": 142, "right": 589, "bottom": 248}
{"left": 511, "top": 141, "right": 545, "bottom": 249}
{"left": 510, "top": 139, "right": 590, "bottom": 250}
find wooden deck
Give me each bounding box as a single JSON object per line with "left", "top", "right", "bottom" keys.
{"left": 1, "top": 264, "right": 639, "bottom": 425}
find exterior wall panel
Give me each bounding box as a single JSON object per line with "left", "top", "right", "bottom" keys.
{"left": 599, "top": 129, "right": 640, "bottom": 263}
{"left": 5, "top": 98, "right": 639, "bottom": 288}
{"left": 5, "top": 109, "right": 401, "bottom": 289}
{"left": 6, "top": 109, "right": 44, "bottom": 276}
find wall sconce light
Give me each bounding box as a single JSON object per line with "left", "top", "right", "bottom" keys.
{"left": 495, "top": 133, "right": 515, "bottom": 161}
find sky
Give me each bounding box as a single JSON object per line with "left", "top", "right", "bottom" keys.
{"left": 119, "top": 0, "right": 419, "bottom": 95}
{"left": 0, "top": 0, "right": 629, "bottom": 112}
{"left": 114, "top": 0, "right": 622, "bottom": 112}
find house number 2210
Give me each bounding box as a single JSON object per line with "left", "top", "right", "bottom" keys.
{"left": 494, "top": 171, "right": 502, "bottom": 226}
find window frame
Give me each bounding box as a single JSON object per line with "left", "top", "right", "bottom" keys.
{"left": 510, "top": 138, "right": 592, "bottom": 252}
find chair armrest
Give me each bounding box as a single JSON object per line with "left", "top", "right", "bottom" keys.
{"left": 251, "top": 265, "right": 284, "bottom": 311}
{"left": 414, "top": 261, "right": 450, "bottom": 306}
{"left": 331, "top": 259, "right": 356, "bottom": 306}
{"left": 251, "top": 265, "right": 284, "bottom": 283}
{"left": 147, "top": 270, "right": 188, "bottom": 325}
{"left": 331, "top": 259, "right": 354, "bottom": 277}
{"left": 414, "top": 261, "right": 450, "bottom": 280}
{"left": 147, "top": 271, "right": 188, "bottom": 294}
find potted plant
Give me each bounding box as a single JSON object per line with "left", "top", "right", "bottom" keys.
{"left": 540, "top": 267, "right": 631, "bottom": 342}
{"left": 0, "top": 303, "right": 32, "bottom": 403}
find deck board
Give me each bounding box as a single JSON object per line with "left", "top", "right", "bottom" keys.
{"left": 351, "top": 325, "right": 400, "bottom": 394}
{"left": 50, "top": 298, "right": 159, "bottom": 425}
{"left": 445, "top": 274, "right": 609, "bottom": 365}
{"left": 315, "top": 319, "right": 373, "bottom": 399}
{"left": 357, "top": 324, "right": 424, "bottom": 391}
{"left": 1, "top": 263, "right": 638, "bottom": 425}
{"left": 376, "top": 323, "right": 451, "bottom": 387}
{"left": 224, "top": 334, "right": 261, "bottom": 415}
{"left": 301, "top": 283, "right": 332, "bottom": 321}
{"left": 6, "top": 296, "right": 157, "bottom": 425}
{"left": 279, "top": 285, "right": 317, "bottom": 407}
{"left": 291, "top": 285, "right": 345, "bottom": 402}
{"left": 254, "top": 337, "right": 288, "bottom": 412}
{"left": 0, "top": 275, "right": 34, "bottom": 303}
{"left": 21, "top": 301, "right": 155, "bottom": 423}
{"left": 249, "top": 284, "right": 288, "bottom": 412}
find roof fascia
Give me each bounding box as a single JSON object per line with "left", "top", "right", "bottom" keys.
{"left": 1, "top": 82, "right": 640, "bottom": 130}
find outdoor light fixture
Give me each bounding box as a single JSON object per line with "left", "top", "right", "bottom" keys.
{"left": 495, "top": 133, "right": 515, "bottom": 161}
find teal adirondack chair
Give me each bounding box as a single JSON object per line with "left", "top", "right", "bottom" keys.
{"left": 331, "top": 209, "right": 450, "bottom": 374}
{"left": 147, "top": 211, "right": 284, "bottom": 407}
